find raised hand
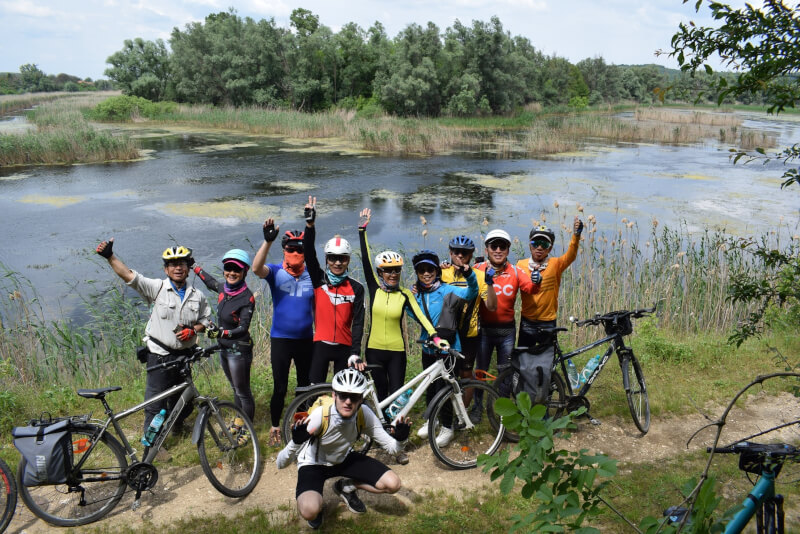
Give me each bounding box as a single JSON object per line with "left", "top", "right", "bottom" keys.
{"left": 574, "top": 216, "right": 584, "bottom": 236}
{"left": 263, "top": 218, "right": 279, "bottom": 243}
{"left": 358, "top": 208, "right": 371, "bottom": 229}
{"left": 96, "top": 238, "right": 114, "bottom": 259}
{"left": 304, "top": 195, "right": 317, "bottom": 225}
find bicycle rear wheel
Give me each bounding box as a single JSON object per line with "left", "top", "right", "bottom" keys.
{"left": 428, "top": 380, "right": 505, "bottom": 469}
{"left": 281, "top": 385, "right": 373, "bottom": 454}
{"left": 17, "top": 425, "right": 127, "bottom": 527}
{"left": 494, "top": 367, "right": 567, "bottom": 441}
{"left": 197, "top": 401, "right": 262, "bottom": 498}
{"left": 0, "top": 457, "right": 17, "bottom": 533}
{"left": 622, "top": 354, "right": 650, "bottom": 434}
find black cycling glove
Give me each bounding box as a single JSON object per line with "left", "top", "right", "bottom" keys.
{"left": 96, "top": 240, "right": 113, "bottom": 259}
{"left": 263, "top": 222, "right": 279, "bottom": 243}
{"left": 304, "top": 206, "right": 316, "bottom": 224}
{"left": 391, "top": 421, "right": 411, "bottom": 442}
{"left": 575, "top": 219, "right": 584, "bottom": 236}
{"left": 291, "top": 422, "right": 311, "bottom": 444}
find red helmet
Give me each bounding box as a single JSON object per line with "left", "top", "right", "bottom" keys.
{"left": 281, "top": 230, "right": 304, "bottom": 249}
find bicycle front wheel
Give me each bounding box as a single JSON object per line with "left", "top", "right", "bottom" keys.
{"left": 623, "top": 355, "right": 650, "bottom": 434}
{"left": 0, "top": 457, "right": 17, "bottom": 533}
{"left": 198, "top": 401, "right": 262, "bottom": 498}
{"left": 17, "top": 425, "right": 127, "bottom": 527}
{"left": 428, "top": 380, "right": 505, "bottom": 470}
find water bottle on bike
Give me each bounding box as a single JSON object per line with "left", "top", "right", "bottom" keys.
{"left": 142, "top": 409, "right": 167, "bottom": 447}
{"left": 385, "top": 389, "right": 413, "bottom": 419}
{"left": 566, "top": 359, "right": 580, "bottom": 389}
{"left": 579, "top": 355, "right": 601, "bottom": 385}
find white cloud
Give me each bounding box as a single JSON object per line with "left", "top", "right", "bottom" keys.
{"left": 0, "top": 0, "right": 56, "bottom": 17}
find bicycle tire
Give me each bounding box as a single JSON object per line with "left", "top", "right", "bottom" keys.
{"left": 281, "top": 385, "right": 373, "bottom": 455}
{"left": 623, "top": 354, "right": 650, "bottom": 434}
{"left": 197, "top": 401, "right": 263, "bottom": 498}
{"left": 428, "top": 380, "right": 505, "bottom": 470}
{"left": 17, "top": 425, "right": 127, "bottom": 527}
{"left": 0, "top": 457, "right": 17, "bottom": 533}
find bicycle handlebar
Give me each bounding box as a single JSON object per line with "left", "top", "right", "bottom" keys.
{"left": 145, "top": 343, "right": 223, "bottom": 373}
{"left": 416, "top": 339, "right": 465, "bottom": 359}
{"left": 707, "top": 441, "right": 800, "bottom": 458}
{"left": 570, "top": 303, "right": 658, "bottom": 328}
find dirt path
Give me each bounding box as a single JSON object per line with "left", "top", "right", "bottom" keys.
{"left": 8, "top": 391, "right": 800, "bottom": 533}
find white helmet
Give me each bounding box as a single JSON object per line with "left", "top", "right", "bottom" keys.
{"left": 485, "top": 229, "right": 511, "bottom": 245}
{"left": 324, "top": 236, "right": 351, "bottom": 255}
{"left": 375, "top": 250, "right": 404, "bottom": 269}
{"left": 332, "top": 368, "right": 368, "bottom": 395}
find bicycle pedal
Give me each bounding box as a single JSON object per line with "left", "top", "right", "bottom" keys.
{"left": 588, "top": 416, "right": 601, "bottom": 426}
{"left": 132, "top": 499, "right": 141, "bottom": 512}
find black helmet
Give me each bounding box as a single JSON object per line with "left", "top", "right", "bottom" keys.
{"left": 529, "top": 225, "right": 554, "bottom": 246}
{"left": 281, "top": 229, "right": 305, "bottom": 249}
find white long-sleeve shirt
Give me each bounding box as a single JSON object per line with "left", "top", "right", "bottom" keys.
{"left": 277, "top": 403, "right": 399, "bottom": 469}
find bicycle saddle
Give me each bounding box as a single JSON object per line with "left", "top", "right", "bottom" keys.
{"left": 77, "top": 386, "right": 122, "bottom": 399}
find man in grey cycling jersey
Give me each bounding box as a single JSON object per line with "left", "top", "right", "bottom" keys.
{"left": 277, "top": 368, "right": 410, "bottom": 529}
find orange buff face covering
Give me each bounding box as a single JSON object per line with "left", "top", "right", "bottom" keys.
{"left": 283, "top": 252, "right": 306, "bottom": 277}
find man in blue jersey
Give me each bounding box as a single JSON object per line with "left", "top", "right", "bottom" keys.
{"left": 253, "top": 216, "right": 315, "bottom": 445}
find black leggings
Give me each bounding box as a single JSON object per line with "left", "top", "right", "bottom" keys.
{"left": 143, "top": 351, "right": 193, "bottom": 432}
{"left": 220, "top": 346, "right": 255, "bottom": 421}
{"left": 365, "top": 348, "right": 406, "bottom": 402}
{"left": 270, "top": 337, "right": 313, "bottom": 427}
{"left": 309, "top": 342, "right": 350, "bottom": 384}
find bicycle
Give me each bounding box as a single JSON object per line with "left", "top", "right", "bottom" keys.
{"left": 494, "top": 305, "right": 656, "bottom": 435}
{"left": 0, "top": 457, "right": 16, "bottom": 533}
{"left": 282, "top": 341, "right": 506, "bottom": 469}
{"left": 14, "top": 343, "right": 262, "bottom": 527}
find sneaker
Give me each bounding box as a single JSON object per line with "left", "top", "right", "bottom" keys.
{"left": 154, "top": 446, "right": 172, "bottom": 462}
{"left": 468, "top": 402, "right": 483, "bottom": 424}
{"left": 395, "top": 450, "right": 409, "bottom": 465}
{"left": 333, "top": 479, "right": 367, "bottom": 514}
{"left": 435, "top": 426, "right": 455, "bottom": 448}
{"left": 268, "top": 426, "right": 282, "bottom": 446}
{"left": 416, "top": 421, "right": 429, "bottom": 439}
{"left": 307, "top": 510, "right": 323, "bottom": 529}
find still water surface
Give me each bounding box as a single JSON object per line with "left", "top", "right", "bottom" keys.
{"left": 0, "top": 112, "right": 798, "bottom": 318}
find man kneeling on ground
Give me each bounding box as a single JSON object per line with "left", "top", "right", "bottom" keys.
{"left": 277, "top": 368, "right": 410, "bottom": 529}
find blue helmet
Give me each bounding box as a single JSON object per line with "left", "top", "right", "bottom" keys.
{"left": 222, "top": 249, "right": 252, "bottom": 267}
{"left": 448, "top": 235, "right": 475, "bottom": 251}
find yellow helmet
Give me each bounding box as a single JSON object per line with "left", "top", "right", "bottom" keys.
{"left": 162, "top": 246, "right": 193, "bottom": 265}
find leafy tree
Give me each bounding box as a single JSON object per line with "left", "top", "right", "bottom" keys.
{"left": 284, "top": 8, "right": 336, "bottom": 110}
{"left": 665, "top": 0, "right": 800, "bottom": 344}
{"left": 19, "top": 64, "right": 45, "bottom": 92}
{"left": 105, "top": 38, "right": 171, "bottom": 101}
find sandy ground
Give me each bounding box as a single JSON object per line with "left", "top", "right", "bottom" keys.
{"left": 7, "top": 390, "right": 800, "bottom": 533}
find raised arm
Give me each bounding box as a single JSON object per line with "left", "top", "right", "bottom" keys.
{"left": 96, "top": 238, "right": 135, "bottom": 283}
{"left": 358, "top": 208, "right": 379, "bottom": 291}
{"left": 193, "top": 265, "right": 222, "bottom": 293}
{"left": 303, "top": 197, "right": 324, "bottom": 286}
{"left": 252, "top": 218, "right": 279, "bottom": 279}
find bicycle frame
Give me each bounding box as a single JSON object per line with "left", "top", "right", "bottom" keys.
{"left": 365, "top": 357, "right": 465, "bottom": 426}
{"left": 724, "top": 470, "right": 782, "bottom": 534}
{"left": 554, "top": 332, "right": 627, "bottom": 397}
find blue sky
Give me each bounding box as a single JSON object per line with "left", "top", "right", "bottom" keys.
{"left": 0, "top": 0, "right": 734, "bottom": 80}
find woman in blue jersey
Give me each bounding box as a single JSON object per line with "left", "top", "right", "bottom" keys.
{"left": 410, "top": 249, "right": 478, "bottom": 447}
{"left": 253, "top": 217, "right": 315, "bottom": 445}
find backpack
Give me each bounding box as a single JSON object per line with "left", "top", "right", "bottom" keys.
{"left": 13, "top": 419, "right": 72, "bottom": 486}
{"left": 511, "top": 344, "right": 556, "bottom": 405}
{"left": 309, "top": 395, "right": 365, "bottom": 438}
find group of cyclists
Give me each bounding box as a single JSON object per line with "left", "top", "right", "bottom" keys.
{"left": 95, "top": 195, "right": 584, "bottom": 529}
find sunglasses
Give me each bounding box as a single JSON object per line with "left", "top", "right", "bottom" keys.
{"left": 530, "top": 240, "right": 552, "bottom": 249}
{"left": 380, "top": 267, "right": 402, "bottom": 275}
{"left": 165, "top": 260, "right": 188, "bottom": 268}
{"left": 415, "top": 264, "right": 437, "bottom": 274}
{"left": 326, "top": 254, "right": 350, "bottom": 264}
{"left": 450, "top": 248, "right": 473, "bottom": 256}
{"left": 487, "top": 241, "right": 509, "bottom": 251}
{"left": 337, "top": 392, "right": 363, "bottom": 403}
{"left": 284, "top": 245, "right": 303, "bottom": 253}
{"left": 223, "top": 262, "right": 244, "bottom": 273}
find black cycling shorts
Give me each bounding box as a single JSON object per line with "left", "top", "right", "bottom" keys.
{"left": 296, "top": 452, "right": 391, "bottom": 497}
{"left": 458, "top": 335, "right": 481, "bottom": 371}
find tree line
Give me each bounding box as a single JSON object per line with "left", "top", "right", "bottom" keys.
{"left": 0, "top": 64, "right": 113, "bottom": 94}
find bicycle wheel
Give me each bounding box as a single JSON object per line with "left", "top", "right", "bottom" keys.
{"left": 623, "top": 354, "right": 650, "bottom": 434}
{"left": 428, "top": 380, "right": 505, "bottom": 469}
{"left": 494, "top": 367, "right": 567, "bottom": 441}
{"left": 197, "top": 401, "right": 263, "bottom": 498}
{"left": 0, "top": 457, "right": 17, "bottom": 533}
{"left": 17, "top": 425, "right": 127, "bottom": 527}
{"left": 281, "top": 385, "right": 374, "bottom": 455}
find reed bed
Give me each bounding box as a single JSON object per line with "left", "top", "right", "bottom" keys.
{"left": 635, "top": 108, "right": 742, "bottom": 127}
{"left": 0, "top": 95, "right": 138, "bottom": 165}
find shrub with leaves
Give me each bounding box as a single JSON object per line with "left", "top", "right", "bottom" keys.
{"left": 478, "top": 393, "right": 617, "bottom": 533}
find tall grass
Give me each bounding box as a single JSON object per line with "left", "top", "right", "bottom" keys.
{"left": 0, "top": 94, "right": 139, "bottom": 165}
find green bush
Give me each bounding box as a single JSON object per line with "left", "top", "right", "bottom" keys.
{"left": 635, "top": 318, "right": 695, "bottom": 364}
{"left": 91, "top": 95, "right": 178, "bottom": 121}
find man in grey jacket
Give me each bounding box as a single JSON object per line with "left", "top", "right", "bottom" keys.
{"left": 96, "top": 239, "right": 211, "bottom": 430}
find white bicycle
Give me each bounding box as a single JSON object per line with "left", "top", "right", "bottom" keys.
{"left": 282, "top": 341, "right": 506, "bottom": 469}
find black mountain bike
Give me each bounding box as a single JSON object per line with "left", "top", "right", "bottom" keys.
{"left": 495, "top": 305, "right": 656, "bottom": 435}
